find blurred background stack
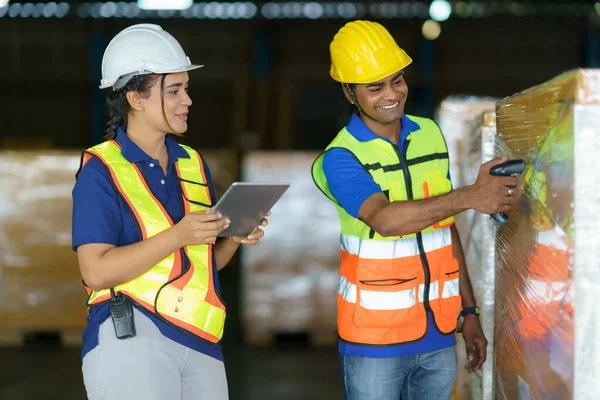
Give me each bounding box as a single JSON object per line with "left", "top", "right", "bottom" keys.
{"left": 1, "top": 1, "right": 600, "bottom": 399}
{"left": 436, "top": 99, "right": 498, "bottom": 400}
{"left": 241, "top": 152, "right": 340, "bottom": 346}
{"left": 0, "top": 151, "right": 85, "bottom": 345}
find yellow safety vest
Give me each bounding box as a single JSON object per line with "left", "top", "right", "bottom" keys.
{"left": 312, "top": 115, "right": 461, "bottom": 345}
{"left": 80, "top": 140, "right": 226, "bottom": 344}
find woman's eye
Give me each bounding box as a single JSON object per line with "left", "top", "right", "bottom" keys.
{"left": 170, "top": 90, "right": 179, "bottom": 95}
{"left": 370, "top": 88, "right": 381, "bottom": 93}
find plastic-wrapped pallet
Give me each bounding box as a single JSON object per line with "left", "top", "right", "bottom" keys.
{"left": 241, "top": 152, "right": 340, "bottom": 344}
{"left": 434, "top": 96, "right": 498, "bottom": 190}
{"left": 436, "top": 97, "right": 500, "bottom": 400}
{"left": 453, "top": 112, "right": 498, "bottom": 400}
{"left": 493, "top": 69, "right": 600, "bottom": 400}
{"left": 0, "top": 147, "right": 238, "bottom": 344}
{"left": 0, "top": 151, "right": 87, "bottom": 339}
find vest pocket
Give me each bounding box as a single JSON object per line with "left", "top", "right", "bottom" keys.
{"left": 439, "top": 258, "right": 462, "bottom": 316}
{"left": 353, "top": 262, "right": 423, "bottom": 328}
{"left": 179, "top": 178, "right": 212, "bottom": 210}
{"left": 422, "top": 171, "right": 454, "bottom": 229}
{"left": 422, "top": 170, "right": 452, "bottom": 199}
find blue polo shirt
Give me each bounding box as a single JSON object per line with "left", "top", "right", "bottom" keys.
{"left": 323, "top": 113, "right": 456, "bottom": 358}
{"left": 72, "top": 127, "right": 223, "bottom": 362}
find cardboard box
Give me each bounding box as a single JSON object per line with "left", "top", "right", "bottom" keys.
{"left": 0, "top": 151, "right": 87, "bottom": 331}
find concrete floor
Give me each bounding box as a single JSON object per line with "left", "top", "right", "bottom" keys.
{"left": 0, "top": 342, "right": 343, "bottom": 400}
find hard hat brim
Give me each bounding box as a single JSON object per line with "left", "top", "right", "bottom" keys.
{"left": 99, "top": 64, "right": 204, "bottom": 90}
{"left": 330, "top": 62, "right": 412, "bottom": 85}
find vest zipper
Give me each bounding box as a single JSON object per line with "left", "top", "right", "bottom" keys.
{"left": 392, "top": 140, "right": 433, "bottom": 314}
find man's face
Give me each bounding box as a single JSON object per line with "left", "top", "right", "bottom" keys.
{"left": 349, "top": 71, "right": 408, "bottom": 124}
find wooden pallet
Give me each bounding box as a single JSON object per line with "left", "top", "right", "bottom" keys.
{"left": 0, "top": 329, "right": 83, "bottom": 348}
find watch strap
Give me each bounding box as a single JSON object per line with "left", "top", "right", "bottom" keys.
{"left": 461, "top": 306, "right": 480, "bottom": 317}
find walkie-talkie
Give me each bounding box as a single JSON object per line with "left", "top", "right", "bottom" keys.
{"left": 489, "top": 159, "right": 525, "bottom": 226}
{"left": 110, "top": 290, "right": 136, "bottom": 339}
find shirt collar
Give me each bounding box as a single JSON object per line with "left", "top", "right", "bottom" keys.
{"left": 116, "top": 126, "right": 190, "bottom": 164}
{"left": 346, "top": 113, "right": 420, "bottom": 145}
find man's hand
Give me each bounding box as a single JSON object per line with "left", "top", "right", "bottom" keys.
{"left": 462, "top": 315, "right": 487, "bottom": 373}
{"left": 467, "top": 157, "right": 520, "bottom": 214}
{"left": 229, "top": 212, "right": 270, "bottom": 245}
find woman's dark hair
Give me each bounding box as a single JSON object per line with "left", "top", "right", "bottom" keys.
{"left": 104, "top": 74, "right": 161, "bottom": 140}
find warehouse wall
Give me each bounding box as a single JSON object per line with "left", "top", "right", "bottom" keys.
{"left": 0, "top": 18, "right": 588, "bottom": 151}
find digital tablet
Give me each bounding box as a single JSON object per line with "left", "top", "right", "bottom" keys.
{"left": 210, "top": 182, "right": 290, "bottom": 237}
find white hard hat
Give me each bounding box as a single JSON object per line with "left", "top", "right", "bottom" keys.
{"left": 99, "top": 24, "right": 202, "bottom": 90}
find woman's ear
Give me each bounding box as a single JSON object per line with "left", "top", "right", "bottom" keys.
{"left": 126, "top": 91, "right": 145, "bottom": 112}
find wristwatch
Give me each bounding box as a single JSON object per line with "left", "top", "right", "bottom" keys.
{"left": 457, "top": 307, "right": 480, "bottom": 332}
{"left": 461, "top": 307, "right": 480, "bottom": 317}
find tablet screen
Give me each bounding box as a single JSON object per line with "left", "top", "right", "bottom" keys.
{"left": 210, "top": 182, "right": 290, "bottom": 237}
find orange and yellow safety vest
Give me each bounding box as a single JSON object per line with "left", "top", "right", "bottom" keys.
{"left": 80, "top": 140, "right": 225, "bottom": 344}
{"left": 312, "top": 115, "right": 461, "bottom": 345}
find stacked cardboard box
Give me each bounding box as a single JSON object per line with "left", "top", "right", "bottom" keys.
{"left": 241, "top": 152, "right": 340, "bottom": 343}
{"left": 0, "top": 151, "right": 86, "bottom": 335}
{"left": 450, "top": 112, "right": 498, "bottom": 400}
{"left": 436, "top": 97, "right": 499, "bottom": 400}
{"left": 434, "top": 96, "right": 499, "bottom": 190}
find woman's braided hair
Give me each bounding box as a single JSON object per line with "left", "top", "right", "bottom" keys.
{"left": 104, "top": 74, "right": 160, "bottom": 140}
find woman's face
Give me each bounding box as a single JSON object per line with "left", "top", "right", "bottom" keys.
{"left": 143, "top": 71, "right": 192, "bottom": 135}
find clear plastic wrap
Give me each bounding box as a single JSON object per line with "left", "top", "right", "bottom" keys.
{"left": 494, "top": 69, "right": 600, "bottom": 400}
{"left": 0, "top": 151, "right": 88, "bottom": 330}
{"left": 240, "top": 152, "right": 340, "bottom": 342}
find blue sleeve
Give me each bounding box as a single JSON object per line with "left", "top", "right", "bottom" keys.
{"left": 322, "top": 148, "right": 381, "bottom": 219}
{"left": 71, "top": 157, "right": 122, "bottom": 251}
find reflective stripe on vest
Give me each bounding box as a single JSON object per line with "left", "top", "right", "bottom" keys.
{"left": 81, "top": 140, "right": 226, "bottom": 343}
{"left": 311, "top": 115, "right": 461, "bottom": 345}
{"left": 338, "top": 229, "right": 460, "bottom": 309}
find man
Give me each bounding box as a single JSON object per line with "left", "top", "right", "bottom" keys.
{"left": 311, "top": 20, "right": 519, "bottom": 400}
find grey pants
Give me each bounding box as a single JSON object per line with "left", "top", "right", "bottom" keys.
{"left": 82, "top": 307, "right": 229, "bottom": 400}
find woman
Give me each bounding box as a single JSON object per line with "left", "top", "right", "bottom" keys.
{"left": 72, "top": 24, "right": 266, "bottom": 399}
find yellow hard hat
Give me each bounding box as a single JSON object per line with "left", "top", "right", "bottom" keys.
{"left": 329, "top": 20, "right": 412, "bottom": 84}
